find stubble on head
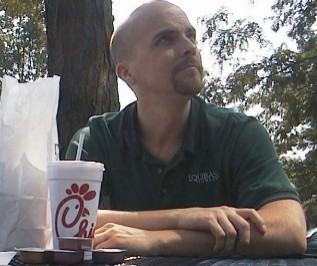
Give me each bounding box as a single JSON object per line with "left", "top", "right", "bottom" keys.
{"left": 110, "top": 0, "right": 205, "bottom": 97}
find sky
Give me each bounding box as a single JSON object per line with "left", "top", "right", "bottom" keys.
{"left": 112, "top": 0, "right": 285, "bottom": 109}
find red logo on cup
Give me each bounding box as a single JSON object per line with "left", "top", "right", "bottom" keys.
{"left": 55, "top": 183, "right": 97, "bottom": 238}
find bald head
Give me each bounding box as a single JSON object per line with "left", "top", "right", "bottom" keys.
{"left": 110, "top": 1, "right": 184, "bottom": 66}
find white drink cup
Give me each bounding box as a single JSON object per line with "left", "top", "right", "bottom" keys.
{"left": 47, "top": 161, "right": 104, "bottom": 249}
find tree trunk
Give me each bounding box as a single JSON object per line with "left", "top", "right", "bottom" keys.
{"left": 44, "top": 0, "right": 119, "bottom": 159}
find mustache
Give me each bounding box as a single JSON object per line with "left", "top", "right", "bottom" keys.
{"left": 173, "top": 58, "right": 203, "bottom": 74}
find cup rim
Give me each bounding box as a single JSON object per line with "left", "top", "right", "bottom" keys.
{"left": 47, "top": 160, "right": 104, "bottom": 170}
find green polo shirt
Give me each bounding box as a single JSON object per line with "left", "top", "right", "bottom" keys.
{"left": 66, "top": 96, "right": 299, "bottom": 211}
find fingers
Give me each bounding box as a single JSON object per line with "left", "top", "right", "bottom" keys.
{"left": 206, "top": 207, "right": 265, "bottom": 255}
{"left": 225, "top": 212, "right": 251, "bottom": 252}
{"left": 93, "top": 223, "right": 151, "bottom": 253}
{"left": 209, "top": 212, "right": 237, "bottom": 253}
{"left": 210, "top": 208, "right": 250, "bottom": 254}
{"left": 236, "top": 208, "right": 267, "bottom": 234}
{"left": 93, "top": 224, "right": 111, "bottom": 248}
{"left": 94, "top": 223, "right": 120, "bottom": 249}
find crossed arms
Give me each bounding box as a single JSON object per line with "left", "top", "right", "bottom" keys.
{"left": 94, "top": 199, "right": 307, "bottom": 258}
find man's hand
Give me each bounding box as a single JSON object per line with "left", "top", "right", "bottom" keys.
{"left": 176, "top": 206, "right": 267, "bottom": 254}
{"left": 94, "top": 223, "right": 154, "bottom": 255}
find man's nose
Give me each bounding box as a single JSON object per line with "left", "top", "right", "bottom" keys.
{"left": 179, "top": 36, "right": 197, "bottom": 56}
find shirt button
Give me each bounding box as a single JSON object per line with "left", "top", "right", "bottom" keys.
{"left": 161, "top": 188, "right": 168, "bottom": 194}
{"left": 157, "top": 167, "right": 163, "bottom": 174}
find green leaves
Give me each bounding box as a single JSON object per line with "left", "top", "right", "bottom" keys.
{"left": 0, "top": 0, "right": 46, "bottom": 82}
{"left": 271, "top": 0, "right": 316, "bottom": 47}
{"left": 200, "top": 0, "right": 317, "bottom": 227}
{"left": 199, "top": 7, "right": 270, "bottom": 70}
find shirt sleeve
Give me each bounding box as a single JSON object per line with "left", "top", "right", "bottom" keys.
{"left": 229, "top": 118, "right": 300, "bottom": 209}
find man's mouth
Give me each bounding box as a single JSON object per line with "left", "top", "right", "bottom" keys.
{"left": 179, "top": 65, "right": 197, "bottom": 71}
{"left": 174, "top": 60, "right": 202, "bottom": 74}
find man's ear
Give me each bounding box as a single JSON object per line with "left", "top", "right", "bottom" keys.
{"left": 116, "top": 63, "right": 136, "bottom": 86}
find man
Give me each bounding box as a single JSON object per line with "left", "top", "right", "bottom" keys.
{"left": 66, "top": 0, "right": 307, "bottom": 258}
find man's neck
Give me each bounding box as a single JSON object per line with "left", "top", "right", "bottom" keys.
{"left": 137, "top": 97, "right": 192, "bottom": 163}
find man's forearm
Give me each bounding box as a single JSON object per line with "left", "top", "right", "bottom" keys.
{"left": 96, "top": 200, "right": 307, "bottom": 257}
{"left": 96, "top": 208, "right": 182, "bottom": 231}
{"left": 146, "top": 229, "right": 215, "bottom": 257}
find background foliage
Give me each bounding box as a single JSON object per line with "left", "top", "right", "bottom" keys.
{"left": 0, "top": 0, "right": 46, "bottom": 82}
{"left": 200, "top": 0, "right": 317, "bottom": 227}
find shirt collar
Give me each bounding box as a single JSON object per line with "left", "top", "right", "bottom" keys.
{"left": 182, "top": 97, "right": 199, "bottom": 155}
{"left": 125, "top": 97, "right": 199, "bottom": 157}
{"left": 124, "top": 102, "right": 141, "bottom": 157}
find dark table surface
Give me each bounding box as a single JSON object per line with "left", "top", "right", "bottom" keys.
{"left": 124, "top": 256, "right": 317, "bottom": 265}
{"left": 9, "top": 254, "right": 317, "bottom": 266}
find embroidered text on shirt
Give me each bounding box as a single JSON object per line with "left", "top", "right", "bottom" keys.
{"left": 188, "top": 171, "right": 219, "bottom": 183}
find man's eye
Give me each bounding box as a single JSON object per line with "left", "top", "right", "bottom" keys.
{"left": 187, "top": 33, "right": 197, "bottom": 43}
{"left": 158, "top": 36, "right": 173, "bottom": 44}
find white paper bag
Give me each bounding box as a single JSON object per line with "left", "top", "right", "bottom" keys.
{"left": 0, "top": 75, "right": 60, "bottom": 251}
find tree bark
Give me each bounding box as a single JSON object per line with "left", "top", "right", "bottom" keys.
{"left": 45, "top": 0, "right": 119, "bottom": 159}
